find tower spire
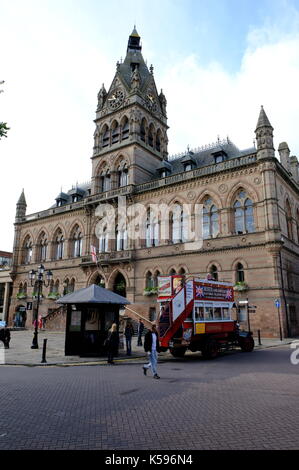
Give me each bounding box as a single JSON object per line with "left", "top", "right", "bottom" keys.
{"left": 255, "top": 106, "right": 275, "bottom": 159}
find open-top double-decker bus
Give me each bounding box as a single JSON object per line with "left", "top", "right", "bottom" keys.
{"left": 157, "top": 275, "right": 254, "bottom": 359}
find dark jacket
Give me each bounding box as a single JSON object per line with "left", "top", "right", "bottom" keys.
{"left": 144, "top": 330, "right": 160, "bottom": 353}
{"left": 138, "top": 321, "right": 144, "bottom": 335}
{"left": 124, "top": 324, "right": 134, "bottom": 339}
{"left": 106, "top": 331, "right": 119, "bottom": 353}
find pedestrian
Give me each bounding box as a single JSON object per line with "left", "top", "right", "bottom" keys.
{"left": 106, "top": 323, "right": 119, "bottom": 365}
{"left": 124, "top": 320, "right": 134, "bottom": 356}
{"left": 3, "top": 326, "right": 11, "bottom": 349}
{"left": 137, "top": 318, "right": 144, "bottom": 346}
{"left": 143, "top": 323, "right": 161, "bottom": 379}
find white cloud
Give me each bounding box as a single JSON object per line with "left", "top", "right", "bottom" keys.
{"left": 163, "top": 25, "right": 299, "bottom": 158}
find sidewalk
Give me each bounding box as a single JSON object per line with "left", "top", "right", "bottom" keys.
{"left": 0, "top": 329, "right": 296, "bottom": 367}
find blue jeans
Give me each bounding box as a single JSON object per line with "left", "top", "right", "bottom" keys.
{"left": 144, "top": 350, "right": 158, "bottom": 376}
{"left": 126, "top": 337, "right": 132, "bottom": 355}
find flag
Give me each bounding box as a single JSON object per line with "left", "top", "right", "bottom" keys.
{"left": 91, "top": 245, "right": 97, "bottom": 263}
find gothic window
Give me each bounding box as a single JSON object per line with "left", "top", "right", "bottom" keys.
{"left": 99, "top": 226, "right": 108, "bottom": 253}
{"left": 171, "top": 205, "right": 188, "bottom": 243}
{"left": 38, "top": 232, "right": 47, "bottom": 262}
{"left": 153, "top": 270, "right": 161, "bottom": 288}
{"left": 209, "top": 265, "right": 218, "bottom": 281}
{"left": 202, "top": 198, "right": 219, "bottom": 239}
{"left": 285, "top": 200, "right": 293, "bottom": 240}
{"left": 69, "top": 278, "right": 75, "bottom": 293}
{"left": 140, "top": 118, "right": 146, "bottom": 142}
{"left": 100, "top": 170, "right": 111, "bottom": 192}
{"left": 121, "top": 116, "right": 129, "bottom": 141}
{"left": 116, "top": 225, "right": 128, "bottom": 251}
{"left": 53, "top": 280, "right": 60, "bottom": 295}
{"left": 118, "top": 164, "right": 128, "bottom": 187}
{"left": 233, "top": 190, "right": 255, "bottom": 234}
{"left": 148, "top": 124, "right": 154, "bottom": 148}
{"left": 111, "top": 120, "right": 120, "bottom": 144}
{"left": 169, "top": 269, "right": 176, "bottom": 275}
{"left": 23, "top": 236, "right": 33, "bottom": 264}
{"left": 72, "top": 226, "right": 83, "bottom": 258}
{"left": 102, "top": 125, "right": 109, "bottom": 147}
{"left": 236, "top": 263, "right": 245, "bottom": 283}
{"left": 146, "top": 272, "right": 154, "bottom": 289}
{"left": 63, "top": 279, "right": 69, "bottom": 296}
{"left": 145, "top": 209, "right": 160, "bottom": 247}
{"left": 54, "top": 231, "right": 64, "bottom": 260}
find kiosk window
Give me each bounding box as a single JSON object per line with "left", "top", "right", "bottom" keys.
{"left": 70, "top": 311, "right": 81, "bottom": 332}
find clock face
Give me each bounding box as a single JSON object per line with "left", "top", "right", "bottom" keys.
{"left": 145, "top": 92, "right": 158, "bottom": 113}
{"left": 108, "top": 89, "right": 124, "bottom": 109}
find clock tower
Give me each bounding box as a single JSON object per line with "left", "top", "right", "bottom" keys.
{"left": 91, "top": 28, "right": 168, "bottom": 194}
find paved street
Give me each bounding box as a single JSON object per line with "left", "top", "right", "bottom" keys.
{"left": 0, "top": 345, "right": 299, "bottom": 450}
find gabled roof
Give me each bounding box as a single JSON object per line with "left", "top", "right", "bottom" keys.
{"left": 56, "top": 284, "right": 130, "bottom": 305}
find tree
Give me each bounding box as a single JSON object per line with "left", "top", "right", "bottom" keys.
{"left": 0, "top": 80, "right": 10, "bottom": 139}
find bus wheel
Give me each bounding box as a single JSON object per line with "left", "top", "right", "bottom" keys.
{"left": 201, "top": 339, "right": 219, "bottom": 359}
{"left": 170, "top": 347, "right": 186, "bottom": 358}
{"left": 239, "top": 336, "right": 254, "bottom": 352}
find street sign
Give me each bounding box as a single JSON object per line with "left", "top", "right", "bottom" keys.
{"left": 275, "top": 299, "right": 280, "bottom": 308}
{"left": 26, "top": 302, "right": 33, "bottom": 311}
{"left": 238, "top": 300, "right": 249, "bottom": 305}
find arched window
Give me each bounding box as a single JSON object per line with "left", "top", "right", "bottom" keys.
{"left": 153, "top": 270, "right": 161, "bottom": 288}
{"left": 145, "top": 209, "right": 160, "bottom": 247}
{"left": 99, "top": 226, "right": 108, "bottom": 253}
{"left": 169, "top": 268, "right": 176, "bottom": 275}
{"left": 102, "top": 125, "right": 109, "bottom": 147}
{"left": 54, "top": 230, "right": 64, "bottom": 260}
{"left": 209, "top": 265, "right": 218, "bottom": 281}
{"left": 172, "top": 205, "right": 187, "bottom": 243}
{"left": 100, "top": 170, "right": 111, "bottom": 192}
{"left": 121, "top": 116, "right": 129, "bottom": 141}
{"left": 202, "top": 198, "right": 219, "bottom": 239}
{"left": 116, "top": 225, "right": 128, "bottom": 251}
{"left": 140, "top": 118, "right": 146, "bottom": 142}
{"left": 236, "top": 263, "right": 245, "bottom": 283}
{"left": 146, "top": 272, "right": 154, "bottom": 289}
{"left": 233, "top": 190, "right": 255, "bottom": 234}
{"left": 53, "top": 280, "right": 60, "bottom": 295}
{"left": 111, "top": 120, "right": 120, "bottom": 144}
{"left": 69, "top": 278, "right": 75, "bottom": 293}
{"left": 148, "top": 124, "right": 154, "bottom": 148}
{"left": 23, "top": 236, "right": 33, "bottom": 264}
{"left": 286, "top": 200, "right": 293, "bottom": 240}
{"left": 118, "top": 164, "right": 128, "bottom": 187}
{"left": 72, "top": 226, "right": 83, "bottom": 258}
{"left": 37, "top": 232, "right": 47, "bottom": 262}
{"left": 63, "top": 279, "right": 69, "bottom": 296}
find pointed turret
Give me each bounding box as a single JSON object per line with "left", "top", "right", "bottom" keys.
{"left": 16, "top": 189, "right": 27, "bottom": 221}
{"left": 255, "top": 106, "right": 275, "bottom": 159}
{"left": 127, "top": 26, "right": 141, "bottom": 52}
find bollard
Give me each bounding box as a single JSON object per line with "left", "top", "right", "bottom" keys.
{"left": 257, "top": 329, "right": 262, "bottom": 346}
{"left": 41, "top": 338, "right": 47, "bottom": 364}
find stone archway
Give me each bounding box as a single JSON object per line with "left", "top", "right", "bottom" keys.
{"left": 113, "top": 272, "right": 127, "bottom": 298}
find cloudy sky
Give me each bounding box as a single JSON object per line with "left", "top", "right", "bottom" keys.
{"left": 1, "top": 0, "right": 299, "bottom": 251}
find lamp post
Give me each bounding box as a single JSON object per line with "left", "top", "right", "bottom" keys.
{"left": 28, "top": 265, "right": 53, "bottom": 349}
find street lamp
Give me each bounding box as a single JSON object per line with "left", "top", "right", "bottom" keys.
{"left": 28, "top": 264, "right": 53, "bottom": 349}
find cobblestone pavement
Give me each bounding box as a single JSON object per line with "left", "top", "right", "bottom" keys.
{"left": 0, "top": 329, "right": 295, "bottom": 366}
{"left": 0, "top": 345, "right": 299, "bottom": 450}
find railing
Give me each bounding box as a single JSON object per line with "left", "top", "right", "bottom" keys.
{"left": 81, "top": 250, "right": 134, "bottom": 266}
{"left": 43, "top": 305, "right": 67, "bottom": 325}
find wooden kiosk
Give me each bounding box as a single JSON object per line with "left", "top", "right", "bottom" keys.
{"left": 57, "top": 284, "right": 130, "bottom": 357}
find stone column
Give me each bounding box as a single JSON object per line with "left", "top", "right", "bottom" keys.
{"left": 3, "top": 282, "right": 11, "bottom": 323}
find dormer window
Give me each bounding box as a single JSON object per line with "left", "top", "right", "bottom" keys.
{"left": 161, "top": 170, "right": 167, "bottom": 178}
{"left": 212, "top": 149, "right": 227, "bottom": 164}
{"left": 73, "top": 196, "right": 78, "bottom": 203}
{"left": 184, "top": 163, "right": 192, "bottom": 172}
{"left": 215, "top": 155, "right": 224, "bottom": 163}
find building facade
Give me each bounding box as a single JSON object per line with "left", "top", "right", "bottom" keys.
{"left": 9, "top": 29, "right": 299, "bottom": 337}
{"left": 0, "top": 251, "right": 12, "bottom": 324}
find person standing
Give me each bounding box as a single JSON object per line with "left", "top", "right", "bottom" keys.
{"left": 137, "top": 318, "right": 144, "bottom": 346}
{"left": 124, "top": 321, "right": 134, "bottom": 356}
{"left": 106, "top": 323, "right": 119, "bottom": 365}
{"left": 143, "top": 323, "right": 160, "bottom": 379}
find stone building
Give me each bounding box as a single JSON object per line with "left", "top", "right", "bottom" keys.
{"left": 0, "top": 251, "right": 12, "bottom": 324}
{"left": 9, "top": 28, "right": 299, "bottom": 337}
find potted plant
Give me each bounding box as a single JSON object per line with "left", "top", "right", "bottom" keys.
{"left": 16, "top": 292, "right": 27, "bottom": 300}
{"left": 233, "top": 281, "right": 248, "bottom": 292}
{"left": 47, "top": 292, "right": 60, "bottom": 300}
{"left": 143, "top": 287, "right": 158, "bottom": 296}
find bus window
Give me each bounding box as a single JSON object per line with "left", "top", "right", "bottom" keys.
{"left": 214, "top": 307, "right": 222, "bottom": 320}
{"left": 194, "top": 306, "right": 204, "bottom": 320}
{"left": 204, "top": 306, "right": 213, "bottom": 321}
{"left": 222, "top": 307, "right": 230, "bottom": 320}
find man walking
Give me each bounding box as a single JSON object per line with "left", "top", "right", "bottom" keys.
{"left": 137, "top": 318, "right": 144, "bottom": 346}
{"left": 124, "top": 320, "right": 134, "bottom": 356}
{"left": 143, "top": 323, "right": 160, "bottom": 379}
